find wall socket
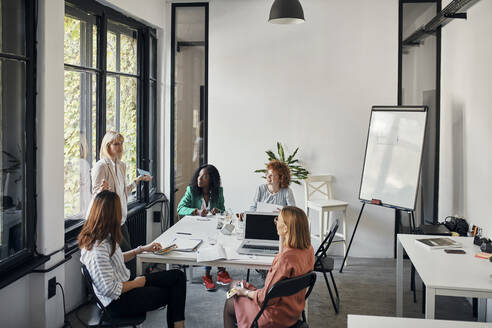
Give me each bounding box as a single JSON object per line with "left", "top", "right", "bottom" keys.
{"left": 153, "top": 211, "right": 161, "bottom": 223}
{"left": 48, "top": 277, "right": 56, "bottom": 299}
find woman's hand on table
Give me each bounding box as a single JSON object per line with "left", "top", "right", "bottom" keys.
{"left": 142, "top": 242, "right": 162, "bottom": 252}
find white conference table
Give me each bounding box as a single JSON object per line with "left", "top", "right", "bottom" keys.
{"left": 396, "top": 234, "right": 492, "bottom": 320}
{"left": 348, "top": 314, "right": 492, "bottom": 327}
{"left": 136, "top": 215, "right": 274, "bottom": 276}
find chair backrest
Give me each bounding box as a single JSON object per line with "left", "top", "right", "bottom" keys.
{"left": 250, "top": 271, "right": 317, "bottom": 328}
{"left": 304, "top": 175, "right": 334, "bottom": 202}
{"left": 81, "top": 264, "right": 108, "bottom": 312}
{"left": 315, "top": 219, "right": 339, "bottom": 262}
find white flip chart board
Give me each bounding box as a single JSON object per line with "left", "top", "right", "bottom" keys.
{"left": 359, "top": 106, "right": 427, "bottom": 210}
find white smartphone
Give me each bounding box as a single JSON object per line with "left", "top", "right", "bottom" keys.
{"left": 137, "top": 168, "right": 151, "bottom": 177}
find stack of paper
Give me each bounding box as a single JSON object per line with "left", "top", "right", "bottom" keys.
{"left": 197, "top": 244, "right": 227, "bottom": 262}
{"left": 257, "top": 202, "right": 283, "bottom": 213}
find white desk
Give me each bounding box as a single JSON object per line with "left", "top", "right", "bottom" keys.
{"left": 348, "top": 314, "right": 492, "bottom": 327}
{"left": 396, "top": 234, "right": 492, "bottom": 320}
{"left": 137, "top": 216, "right": 274, "bottom": 276}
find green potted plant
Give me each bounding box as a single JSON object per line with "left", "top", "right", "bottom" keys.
{"left": 254, "top": 142, "right": 309, "bottom": 185}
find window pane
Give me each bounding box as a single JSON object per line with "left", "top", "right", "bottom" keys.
{"left": 0, "top": 0, "right": 26, "bottom": 56}
{"left": 107, "top": 30, "right": 117, "bottom": 72}
{"left": 106, "top": 75, "right": 137, "bottom": 201}
{"left": 64, "top": 13, "right": 97, "bottom": 68}
{"left": 107, "top": 21, "right": 138, "bottom": 75}
{"left": 0, "top": 59, "right": 26, "bottom": 261}
{"left": 64, "top": 71, "right": 96, "bottom": 218}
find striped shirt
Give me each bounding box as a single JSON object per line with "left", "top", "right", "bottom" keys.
{"left": 249, "top": 184, "right": 296, "bottom": 211}
{"left": 80, "top": 238, "right": 130, "bottom": 307}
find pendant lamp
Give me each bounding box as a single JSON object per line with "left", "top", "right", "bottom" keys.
{"left": 268, "top": 0, "right": 305, "bottom": 24}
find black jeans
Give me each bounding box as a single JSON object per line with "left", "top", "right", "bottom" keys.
{"left": 120, "top": 223, "right": 136, "bottom": 278}
{"left": 106, "top": 269, "right": 186, "bottom": 327}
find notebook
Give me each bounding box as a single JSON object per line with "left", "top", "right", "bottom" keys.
{"left": 415, "top": 237, "right": 462, "bottom": 250}
{"left": 168, "top": 237, "right": 203, "bottom": 252}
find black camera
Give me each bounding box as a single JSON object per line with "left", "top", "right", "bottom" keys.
{"left": 480, "top": 240, "right": 492, "bottom": 253}
{"left": 474, "top": 235, "right": 490, "bottom": 246}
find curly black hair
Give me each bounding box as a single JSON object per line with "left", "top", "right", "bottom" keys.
{"left": 189, "top": 164, "right": 221, "bottom": 201}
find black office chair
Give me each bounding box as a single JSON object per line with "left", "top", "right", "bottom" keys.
{"left": 250, "top": 271, "right": 317, "bottom": 328}
{"left": 77, "top": 264, "right": 146, "bottom": 328}
{"left": 313, "top": 219, "right": 340, "bottom": 314}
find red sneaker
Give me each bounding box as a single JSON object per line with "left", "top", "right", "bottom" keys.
{"left": 202, "top": 275, "right": 216, "bottom": 291}
{"left": 217, "top": 270, "right": 232, "bottom": 285}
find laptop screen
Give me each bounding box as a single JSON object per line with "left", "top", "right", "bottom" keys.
{"left": 244, "top": 213, "right": 279, "bottom": 241}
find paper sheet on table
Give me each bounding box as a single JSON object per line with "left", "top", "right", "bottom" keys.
{"left": 256, "top": 202, "right": 283, "bottom": 213}
{"left": 197, "top": 244, "right": 227, "bottom": 262}
{"left": 224, "top": 246, "right": 259, "bottom": 261}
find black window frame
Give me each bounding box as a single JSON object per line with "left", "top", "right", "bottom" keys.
{"left": 0, "top": 0, "right": 50, "bottom": 285}
{"left": 64, "top": 0, "right": 158, "bottom": 219}
{"left": 170, "top": 2, "right": 209, "bottom": 224}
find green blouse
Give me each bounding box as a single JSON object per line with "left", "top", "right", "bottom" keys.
{"left": 177, "top": 186, "right": 225, "bottom": 216}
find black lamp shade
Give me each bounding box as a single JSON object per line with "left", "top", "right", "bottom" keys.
{"left": 269, "top": 0, "right": 305, "bottom": 24}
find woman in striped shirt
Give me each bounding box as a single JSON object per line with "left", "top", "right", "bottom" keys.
{"left": 79, "top": 191, "right": 186, "bottom": 328}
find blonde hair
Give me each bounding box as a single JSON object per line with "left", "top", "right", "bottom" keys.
{"left": 100, "top": 131, "right": 124, "bottom": 160}
{"left": 281, "top": 206, "right": 311, "bottom": 249}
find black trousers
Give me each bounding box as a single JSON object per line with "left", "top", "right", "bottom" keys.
{"left": 120, "top": 223, "right": 136, "bottom": 278}
{"left": 120, "top": 223, "right": 132, "bottom": 252}
{"left": 107, "top": 269, "right": 186, "bottom": 327}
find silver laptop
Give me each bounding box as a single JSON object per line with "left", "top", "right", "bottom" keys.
{"left": 237, "top": 212, "right": 279, "bottom": 256}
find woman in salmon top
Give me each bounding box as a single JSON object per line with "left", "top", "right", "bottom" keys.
{"left": 223, "top": 206, "right": 315, "bottom": 328}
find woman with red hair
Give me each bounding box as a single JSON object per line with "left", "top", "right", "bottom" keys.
{"left": 250, "top": 160, "right": 295, "bottom": 211}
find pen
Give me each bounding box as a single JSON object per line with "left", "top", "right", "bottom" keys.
{"left": 176, "top": 232, "right": 192, "bottom": 235}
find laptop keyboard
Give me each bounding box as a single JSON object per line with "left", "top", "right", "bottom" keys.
{"left": 243, "top": 245, "right": 278, "bottom": 251}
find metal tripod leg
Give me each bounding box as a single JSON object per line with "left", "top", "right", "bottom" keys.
{"left": 339, "top": 203, "right": 365, "bottom": 273}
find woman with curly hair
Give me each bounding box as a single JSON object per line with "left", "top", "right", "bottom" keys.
{"left": 177, "top": 164, "right": 231, "bottom": 291}
{"left": 250, "top": 160, "right": 295, "bottom": 211}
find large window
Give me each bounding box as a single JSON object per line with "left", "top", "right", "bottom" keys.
{"left": 0, "top": 0, "right": 37, "bottom": 272}
{"left": 64, "top": 0, "right": 157, "bottom": 220}
{"left": 106, "top": 21, "right": 138, "bottom": 202}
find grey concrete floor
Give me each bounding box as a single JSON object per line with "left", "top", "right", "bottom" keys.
{"left": 69, "top": 257, "right": 476, "bottom": 328}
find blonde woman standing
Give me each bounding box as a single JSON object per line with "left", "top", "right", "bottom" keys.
{"left": 90, "top": 131, "right": 151, "bottom": 251}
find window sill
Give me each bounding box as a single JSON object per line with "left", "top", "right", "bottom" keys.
{"left": 0, "top": 254, "right": 50, "bottom": 289}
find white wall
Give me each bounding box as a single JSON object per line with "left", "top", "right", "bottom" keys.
{"left": 208, "top": 0, "right": 398, "bottom": 257}
{"left": 100, "top": 0, "right": 166, "bottom": 28}
{"left": 439, "top": 0, "right": 492, "bottom": 236}
{"left": 439, "top": 0, "right": 492, "bottom": 320}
